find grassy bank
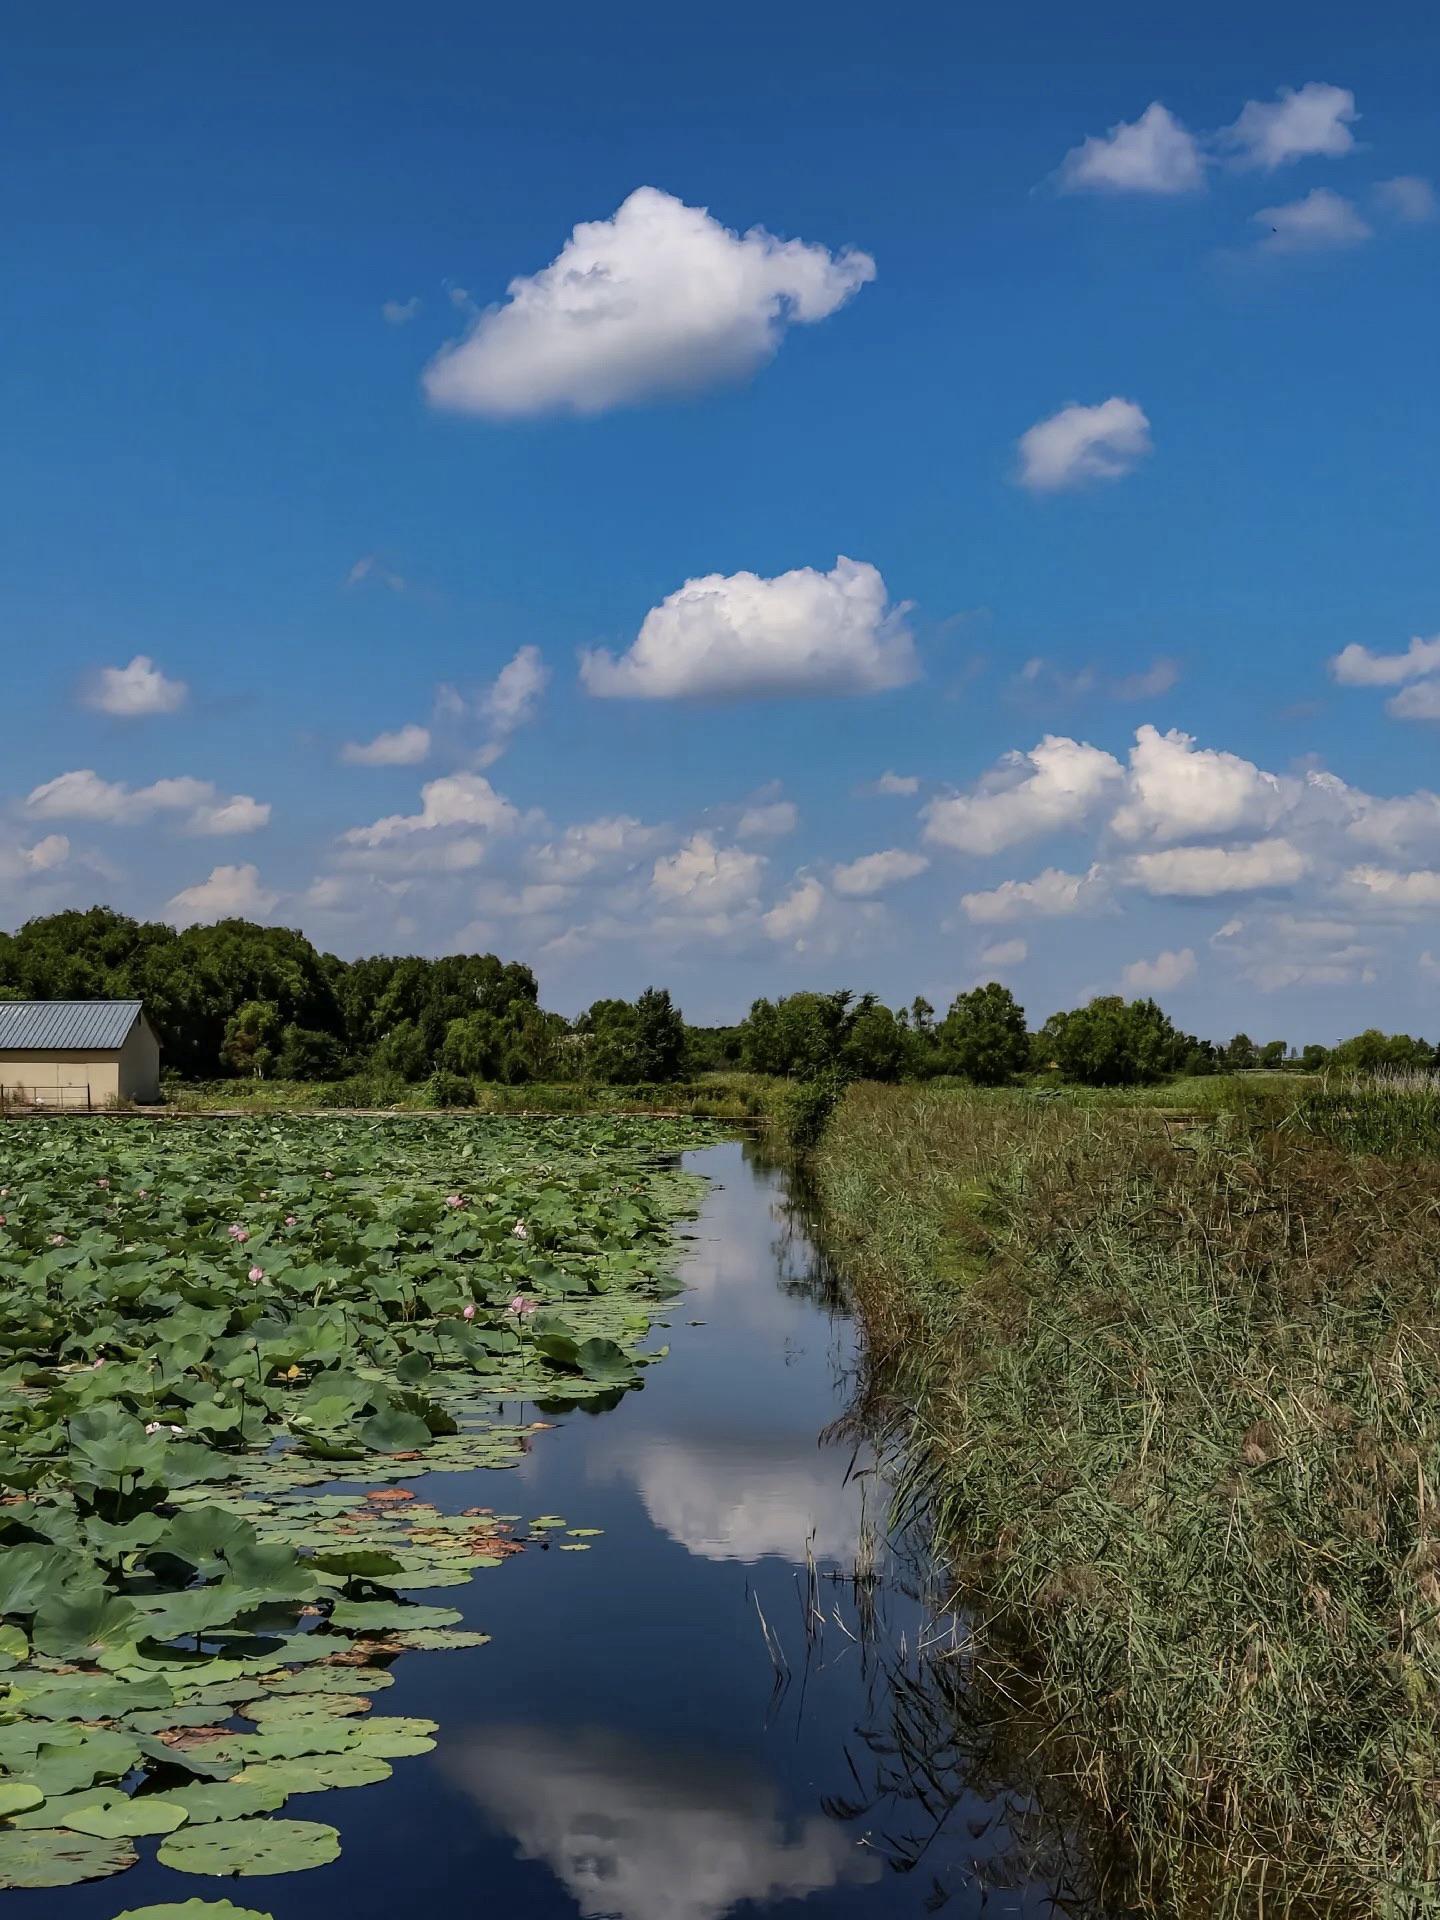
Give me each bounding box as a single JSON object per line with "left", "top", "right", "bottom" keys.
{"left": 813, "top": 1080, "right": 1440, "bottom": 1916}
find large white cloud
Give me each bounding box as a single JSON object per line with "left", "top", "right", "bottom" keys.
{"left": 1220, "top": 82, "right": 1358, "bottom": 170}
{"left": 1331, "top": 634, "right": 1440, "bottom": 686}
{"left": 81, "top": 655, "right": 188, "bottom": 718}
{"left": 1111, "top": 725, "right": 1284, "bottom": 842}
{"left": 650, "top": 834, "right": 765, "bottom": 917}
{"left": 1057, "top": 103, "right": 1205, "bottom": 195}
{"left": 735, "top": 800, "right": 798, "bottom": 840}
{"left": 960, "top": 866, "right": 1104, "bottom": 923}
{"left": 1388, "top": 682, "right": 1440, "bottom": 722}
{"left": 1254, "top": 189, "right": 1371, "bottom": 253}
{"left": 582, "top": 557, "right": 915, "bottom": 700}
{"left": 1126, "top": 838, "right": 1310, "bottom": 896}
{"left": 342, "top": 773, "right": 519, "bottom": 848}
{"left": 26, "top": 770, "right": 268, "bottom": 835}
{"left": 923, "top": 736, "right": 1123, "bottom": 856}
{"left": 1017, "top": 398, "right": 1152, "bottom": 493}
{"left": 165, "top": 863, "right": 279, "bottom": 927}
{"left": 830, "top": 848, "right": 928, "bottom": 896}
{"left": 423, "top": 186, "right": 874, "bottom": 418}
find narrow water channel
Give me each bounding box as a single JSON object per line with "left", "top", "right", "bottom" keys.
{"left": 25, "top": 1138, "right": 1089, "bottom": 1920}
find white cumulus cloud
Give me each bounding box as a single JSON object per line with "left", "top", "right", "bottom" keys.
{"left": 831, "top": 849, "right": 929, "bottom": 896}
{"left": 1387, "top": 682, "right": 1440, "bottom": 722}
{"left": 1375, "top": 176, "right": 1438, "bottom": 224}
{"left": 1126, "top": 838, "right": 1309, "bottom": 896}
{"left": 1057, "top": 103, "right": 1206, "bottom": 195}
{"left": 481, "top": 645, "right": 549, "bottom": 740}
{"left": 1331, "top": 634, "right": 1440, "bottom": 686}
{"left": 423, "top": 186, "right": 875, "bottom": 418}
{"left": 342, "top": 773, "right": 519, "bottom": 847}
{"left": 26, "top": 770, "right": 268, "bottom": 835}
{"left": 762, "top": 876, "right": 826, "bottom": 944}
{"left": 650, "top": 834, "right": 765, "bottom": 917}
{"left": 165, "top": 863, "right": 279, "bottom": 928}
{"left": 961, "top": 866, "right": 1104, "bottom": 923}
{"left": 1343, "top": 865, "right": 1440, "bottom": 910}
{"left": 1123, "top": 947, "right": 1197, "bottom": 993}
{"left": 581, "top": 556, "right": 916, "bottom": 700}
{"left": 1111, "top": 725, "right": 1284, "bottom": 842}
{"left": 1254, "top": 188, "right": 1371, "bottom": 252}
{"left": 923, "top": 736, "right": 1123, "bottom": 856}
{"left": 1220, "top": 82, "right": 1358, "bottom": 170}
{"left": 341, "top": 724, "right": 432, "bottom": 767}
{"left": 1017, "top": 398, "right": 1153, "bottom": 493}
{"left": 978, "top": 937, "right": 1028, "bottom": 968}
{"left": 81, "top": 655, "right": 188, "bottom": 718}
{"left": 736, "top": 800, "right": 798, "bottom": 840}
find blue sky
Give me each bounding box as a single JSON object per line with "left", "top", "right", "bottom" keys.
{"left": 3, "top": 2, "right": 1438, "bottom": 1037}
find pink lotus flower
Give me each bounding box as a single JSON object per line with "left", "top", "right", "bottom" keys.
{"left": 462, "top": 1303, "right": 476, "bottom": 1321}
{"left": 227, "top": 1224, "right": 250, "bottom": 1243}
{"left": 91, "top": 1357, "right": 105, "bottom": 1369}
{"left": 48, "top": 1234, "right": 66, "bottom": 1246}
{"left": 96, "top": 1178, "right": 109, "bottom": 1190}
{"left": 508, "top": 1294, "right": 537, "bottom": 1317}
{"left": 144, "top": 1421, "right": 184, "bottom": 1437}
{"left": 444, "top": 1193, "right": 467, "bottom": 1210}
{"left": 322, "top": 1171, "right": 333, "bottom": 1181}
{"left": 136, "top": 1188, "right": 148, "bottom": 1198}
{"left": 248, "top": 1266, "right": 266, "bottom": 1283}
{"left": 284, "top": 1214, "right": 298, "bottom": 1227}
{"left": 511, "top": 1220, "right": 528, "bottom": 1240}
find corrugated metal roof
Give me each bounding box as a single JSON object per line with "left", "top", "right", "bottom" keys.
{"left": 0, "top": 1000, "right": 144, "bottom": 1052}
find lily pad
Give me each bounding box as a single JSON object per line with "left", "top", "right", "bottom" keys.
{"left": 233, "top": 1752, "right": 392, "bottom": 1793}
{"left": 0, "top": 1782, "right": 45, "bottom": 1818}
{"left": 0, "top": 1826, "right": 137, "bottom": 1889}
{"left": 157, "top": 1817, "right": 341, "bottom": 1877}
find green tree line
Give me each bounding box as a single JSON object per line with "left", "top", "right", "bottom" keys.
{"left": 1, "top": 907, "right": 1433, "bottom": 1091}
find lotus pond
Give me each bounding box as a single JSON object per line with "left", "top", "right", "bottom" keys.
{"left": 0, "top": 1121, "right": 1083, "bottom": 1920}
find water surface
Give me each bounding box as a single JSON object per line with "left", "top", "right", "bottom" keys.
{"left": 25, "top": 1140, "right": 1086, "bottom": 1920}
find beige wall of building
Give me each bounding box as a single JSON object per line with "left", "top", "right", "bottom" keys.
{"left": 0, "top": 1017, "right": 161, "bottom": 1107}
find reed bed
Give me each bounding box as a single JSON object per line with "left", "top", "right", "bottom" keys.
{"left": 814, "top": 1083, "right": 1440, "bottom": 1916}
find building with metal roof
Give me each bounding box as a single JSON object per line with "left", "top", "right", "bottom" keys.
{"left": 0, "top": 1000, "right": 161, "bottom": 1109}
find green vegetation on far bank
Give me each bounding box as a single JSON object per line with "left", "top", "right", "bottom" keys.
{"left": 810, "top": 1075, "right": 1440, "bottom": 1917}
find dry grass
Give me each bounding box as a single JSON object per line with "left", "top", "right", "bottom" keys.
{"left": 815, "top": 1083, "right": 1440, "bottom": 1917}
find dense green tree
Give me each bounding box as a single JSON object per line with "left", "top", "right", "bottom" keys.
{"left": 1329, "top": 1029, "right": 1437, "bottom": 1073}
{"left": 1038, "top": 996, "right": 1195, "bottom": 1087}
{"left": 577, "top": 988, "right": 689, "bottom": 1084}
{"left": 1224, "top": 1033, "right": 1259, "bottom": 1070}
{"left": 1258, "top": 1039, "right": 1288, "bottom": 1069}
{"left": 221, "top": 1000, "right": 283, "bottom": 1079}
{"left": 1300, "top": 1043, "right": 1331, "bottom": 1072}
{"left": 936, "top": 983, "right": 1029, "bottom": 1086}
{"left": 276, "top": 1026, "right": 344, "bottom": 1080}
{"left": 843, "top": 1002, "right": 907, "bottom": 1081}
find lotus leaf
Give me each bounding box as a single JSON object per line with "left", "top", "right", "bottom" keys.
{"left": 233, "top": 1751, "right": 392, "bottom": 1792}
{"left": 157, "top": 1817, "right": 341, "bottom": 1877}
{"left": 0, "top": 1782, "right": 44, "bottom": 1817}
{"left": 0, "top": 1826, "right": 136, "bottom": 1889}
{"left": 328, "top": 1600, "right": 460, "bottom": 1632}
